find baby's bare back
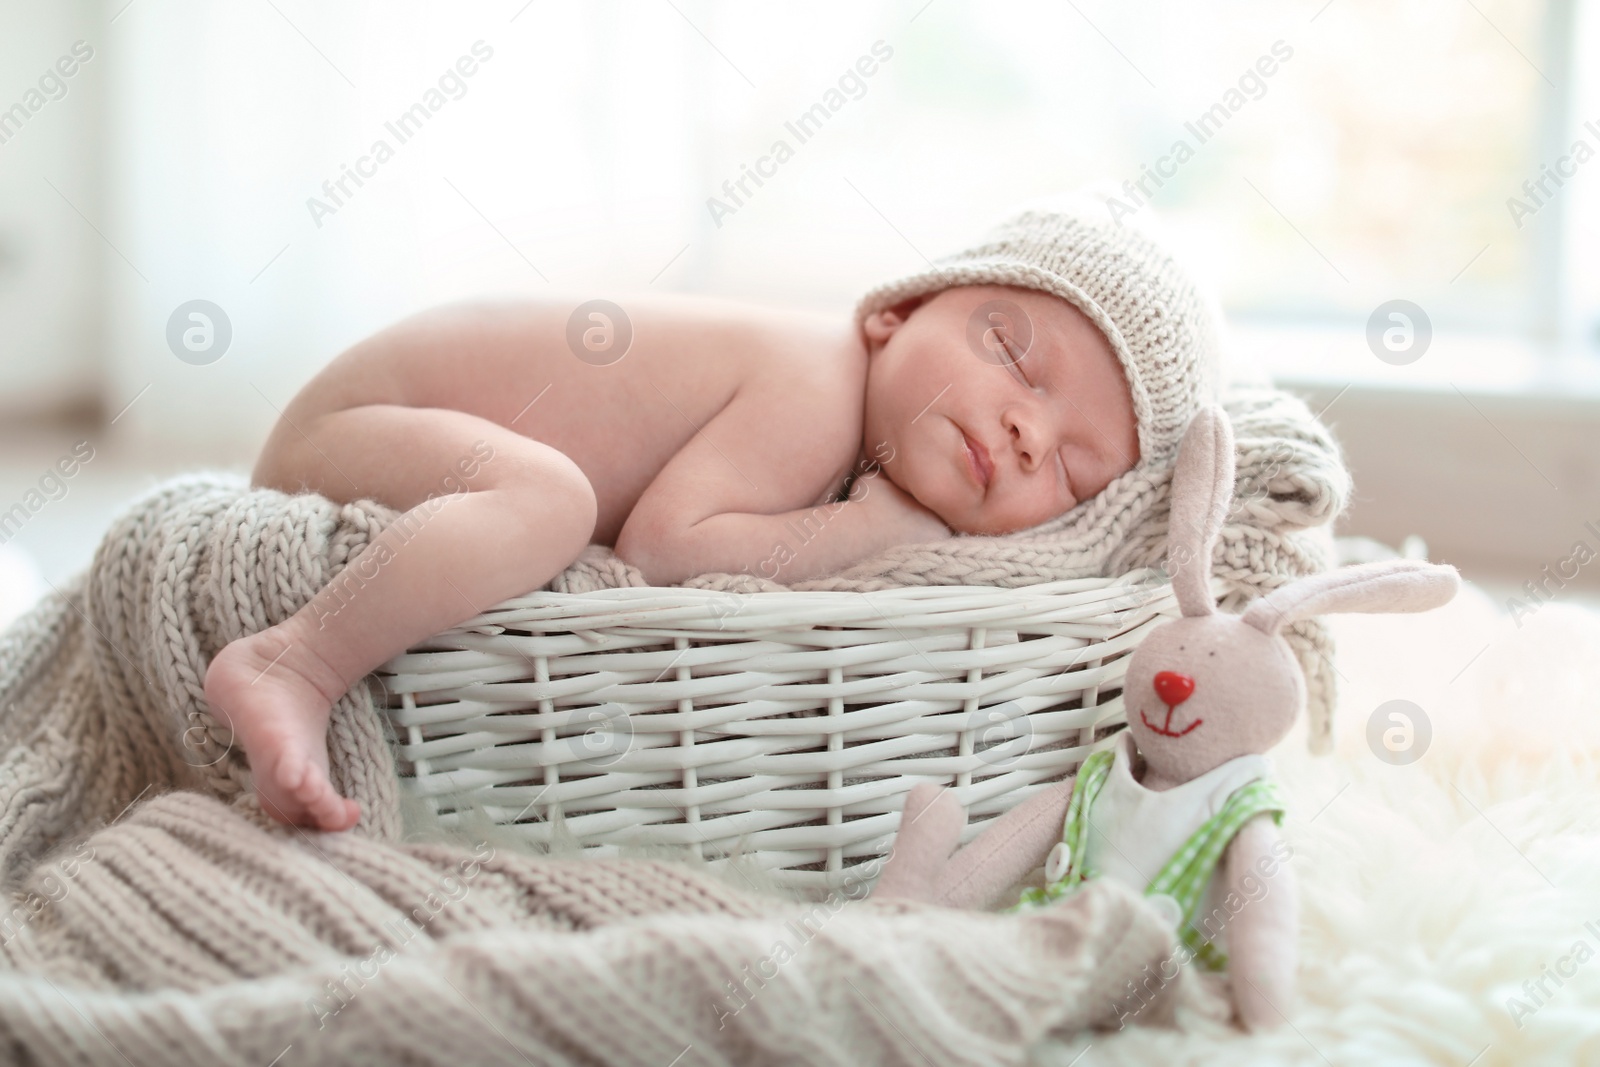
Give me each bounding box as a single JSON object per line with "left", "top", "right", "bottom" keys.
{"left": 276, "top": 293, "right": 869, "bottom": 550}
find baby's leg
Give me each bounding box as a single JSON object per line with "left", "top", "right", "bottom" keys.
{"left": 203, "top": 404, "right": 596, "bottom": 831}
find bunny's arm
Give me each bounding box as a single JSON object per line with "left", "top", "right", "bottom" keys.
{"left": 870, "top": 778, "right": 1076, "bottom": 909}
{"left": 1222, "top": 813, "right": 1297, "bottom": 1032}
{"left": 931, "top": 778, "right": 1076, "bottom": 910}
{"left": 870, "top": 783, "right": 968, "bottom": 903}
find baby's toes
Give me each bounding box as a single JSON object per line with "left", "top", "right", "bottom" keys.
{"left": 273, "top": 753, "right": 311, "bottom": 795}
{"left": 291, "top": 764, "right": 333, "bottom": 808}
{"left": 313, "top": 793, "right": 359, "bottom": 833}
{"left": 301, "top": 774, "right": 350, "bottom": 830}
{"left": 328, "top": 797, "right": 361, "bottom": 832}
{"left": 255, "top": 787, "right": 305, "bottom": 827}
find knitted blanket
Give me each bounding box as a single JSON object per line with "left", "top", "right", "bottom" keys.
{"left": 0, "top": 474, "right": 1192, "bottom": 1066}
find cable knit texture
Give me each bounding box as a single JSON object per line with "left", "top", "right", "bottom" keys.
{"left": 0, "top": 476, "right": 1194, "bottom": 1066}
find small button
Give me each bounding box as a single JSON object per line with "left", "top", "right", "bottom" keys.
{"left": 1145, "top": 893, "right": 1183, "bottom": 929}
{"left": 1044, "top": 842, "right": 1072, "bottom": 883}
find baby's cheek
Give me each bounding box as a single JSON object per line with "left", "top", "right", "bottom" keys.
{"left": 1000, "top": 491, "right": 1064, "bottom": 535}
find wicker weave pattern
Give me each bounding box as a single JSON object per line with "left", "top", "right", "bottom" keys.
{"left": 375, "top": 571, "right": 1206, "bottom": 891}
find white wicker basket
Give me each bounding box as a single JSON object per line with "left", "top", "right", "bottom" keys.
{"left": 373, "top": 569, "right": 1189, "bottom": 894}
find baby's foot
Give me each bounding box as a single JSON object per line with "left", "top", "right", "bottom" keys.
{"left": 202, "top": 620, "right": 362, "bottom": 832}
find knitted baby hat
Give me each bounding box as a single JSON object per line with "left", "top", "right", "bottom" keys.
{"left": 851, "top": 188, "right": 1223, "bottom": 536}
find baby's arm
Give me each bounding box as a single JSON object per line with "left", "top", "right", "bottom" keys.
{"left": 615, "top": 388, "right": 951, "bottom": 586}
{"left": 625, "top": 471, "right": 950, "bottom": 586}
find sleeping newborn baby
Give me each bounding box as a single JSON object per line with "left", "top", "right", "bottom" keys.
{"left": 203, "top": 193, "right": 1220, "bottom": 831}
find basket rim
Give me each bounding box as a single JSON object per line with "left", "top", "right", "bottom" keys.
{"left": 390, "top": 569, "right": 1211, "bottom": 646}
{"left": 521, "top": 568, "right": 1170, "bottom": 606}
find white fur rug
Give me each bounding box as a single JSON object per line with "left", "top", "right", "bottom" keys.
{"left": 0, "top": 543, "right": 45, "bottom": 633}
{"left": 1034, "top": 578, "right": 1600, "bottom": 1066}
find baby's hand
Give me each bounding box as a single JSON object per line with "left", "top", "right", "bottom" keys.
{"left": 858, "top": 468, "right": 954, "bottom": 544}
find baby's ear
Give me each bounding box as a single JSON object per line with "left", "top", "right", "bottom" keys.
{"left": 862, "top": 297, "right": 922, "bottom": 349}
{"left": 862, "top": 310, "right": 895, "bottom": 349}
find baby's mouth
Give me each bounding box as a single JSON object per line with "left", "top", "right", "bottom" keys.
{"left": 959, "top": 427, "right": 992, "bottom": 489}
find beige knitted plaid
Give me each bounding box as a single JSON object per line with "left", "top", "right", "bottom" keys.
{"left": 0, "top": 471, "right": 1193, "bottom": 1066}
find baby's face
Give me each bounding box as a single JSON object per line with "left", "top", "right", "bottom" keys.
{"left": 861, "top": 284, "right": 1139, "bottom": 536}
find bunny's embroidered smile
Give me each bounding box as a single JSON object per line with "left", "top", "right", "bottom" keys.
{"left": 1140, "top": 706, "right": 1203, "bottom": 738}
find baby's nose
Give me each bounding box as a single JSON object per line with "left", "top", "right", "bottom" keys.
{"left": 1153, "top": 671, "right": 1195, "bottom": 707}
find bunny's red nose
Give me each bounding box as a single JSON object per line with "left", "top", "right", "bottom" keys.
{"left": 1153, "top": 671, "right": 1195, "bottom": 707}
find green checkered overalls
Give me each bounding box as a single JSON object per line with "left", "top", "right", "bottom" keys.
{"left": 1006, "top": 746, "right": 1287, "bottom": 970}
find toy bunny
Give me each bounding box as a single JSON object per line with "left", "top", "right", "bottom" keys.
{"left": 870, "top": 403, "right": 1460, "bottom": 1032}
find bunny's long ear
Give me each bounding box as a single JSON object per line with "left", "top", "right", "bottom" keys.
{"left": 1166, "top": 405, "right": 1235, "bottom": 617}
{"left": 1241, "top": 559, "right": 1461, "bottom": 635}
